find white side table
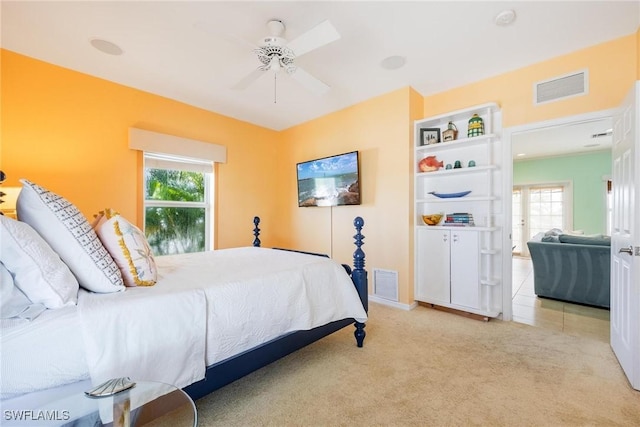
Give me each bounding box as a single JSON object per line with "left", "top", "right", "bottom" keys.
{"left": 2, "top": 380, "right": 197, "bottom": 426}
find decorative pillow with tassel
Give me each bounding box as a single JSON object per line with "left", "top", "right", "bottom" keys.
{"left": 93, "top": 208, "right": 157, "bottom": 287}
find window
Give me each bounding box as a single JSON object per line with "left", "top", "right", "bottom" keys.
{"left": 512, "top": 183, "right": 570, "bottom": 256}
{"left": 527, "top": 186, "right": 565, "bottom": 238}
{"left": 143, "top": 153, "right": 213, "bottom": 255}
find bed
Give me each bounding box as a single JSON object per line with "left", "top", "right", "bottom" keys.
{"left": 0, "top": 180, "right": 368, "bottom": 408}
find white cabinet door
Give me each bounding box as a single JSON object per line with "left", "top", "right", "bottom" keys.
{"left": 450, "top": 231, "right": 480, "bottom": 309}
{"left": 416, "top": 228, "right": 450, "bottom": 304}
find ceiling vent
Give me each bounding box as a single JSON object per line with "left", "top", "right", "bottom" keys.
{"left": 534, "top": 69, "right": 588, "bottom": 105}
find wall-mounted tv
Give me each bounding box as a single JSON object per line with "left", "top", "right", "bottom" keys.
{"left": 297, "top": 151, "right": 360, "bottom": 207}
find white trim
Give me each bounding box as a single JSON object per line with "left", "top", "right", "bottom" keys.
{"left": 502, "top": 108, "right": 615, "bottom": 322}
{"left": 603, "top": 174, "right": 613, "bottom": 235}
{"left": 129, "top": 128, "right": 226, "bottom": 163}
{"left": 369, "top": 296, "right": 417, "bottom": 311}
{"left": 144, "top": 200, "right": 207, "bottom": 208}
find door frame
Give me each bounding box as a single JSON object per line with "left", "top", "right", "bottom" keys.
{"left": 501, "top": 108, "right": 615, "bottom": 321}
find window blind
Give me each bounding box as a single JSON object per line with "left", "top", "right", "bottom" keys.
{"left": 144, "top": 153, "right": 212, "bottom": 174}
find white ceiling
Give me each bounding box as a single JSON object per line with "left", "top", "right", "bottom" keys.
{"left": 1, "top": 1, "right": 638, "bottom": 140}
{"left": 512, "top": 117, "right": 613, "bottom": 161}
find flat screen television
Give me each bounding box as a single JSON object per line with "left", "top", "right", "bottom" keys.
{"left": 297, "top": 151, "right": 360, "bottom": 207}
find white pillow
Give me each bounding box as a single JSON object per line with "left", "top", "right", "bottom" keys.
{"left": 0, "top": 261, "right": 47, "bottom": 324}
{"left": 16, "top": 180, "right": 125, "bottom": 293}
{"left": 0, "top": 215, "right": 78, "bottom": 309}
{"left": 93, "top": 209, "right": 158, "bottom": 287}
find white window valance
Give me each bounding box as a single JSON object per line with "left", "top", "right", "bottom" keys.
{"left": 129, "top": 128, "right": 227, "bottom": 164}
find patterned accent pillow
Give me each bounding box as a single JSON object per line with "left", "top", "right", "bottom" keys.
{"left": 93, "top": 208, "right": 157, "bottom": 287}
{"left": 16, "top": 180, "right": 124, "bottom": 293}
{"left": 0, "top": 214, "right": 78, "bottom": 309}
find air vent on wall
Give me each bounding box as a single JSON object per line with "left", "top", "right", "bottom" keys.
{"left": 534, "top": 69, "right": 588, "bottom": 105}
{"left": 373, "top": 268, "right": 398, "bottom": 302}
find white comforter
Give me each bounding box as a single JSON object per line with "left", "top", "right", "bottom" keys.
{"left": 2, "top": 247, "right": 367, "bottom": 399}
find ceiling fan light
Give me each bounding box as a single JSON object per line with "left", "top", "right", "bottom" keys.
{"left": 269, "top": 57, "right": 281, "bottom": 72}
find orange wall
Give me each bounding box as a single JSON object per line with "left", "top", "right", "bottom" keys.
{"left": 2, "top": 31, "right": 638, "bottom": 306}
{"left": 0, "top": 49, "right": 280, "bottom": 249}
{"left": 278, "top": 87, "right": 417, "bottom": 303}
{"left": 424, "top": 34, "right": 638, "bottom": 128}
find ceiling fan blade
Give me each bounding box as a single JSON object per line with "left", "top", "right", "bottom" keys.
{"left": 286, "top": 20, "right": 340, "bottom": 57}
{"left": 231, "top": 68, "right": 265, "bottom": 90}
{"left": 290, "top": 67, "right": 330, "bottom": 96}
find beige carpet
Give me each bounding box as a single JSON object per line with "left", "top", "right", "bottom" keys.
{"left": 195, "top": 303, "right": 640, "bottom": 426}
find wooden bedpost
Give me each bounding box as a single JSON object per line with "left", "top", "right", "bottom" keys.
{"left": 253, "top": 216, "right": 261, "bottom": 247}
{"left": 352, "top": 216, "right": 367, "bottom": 347}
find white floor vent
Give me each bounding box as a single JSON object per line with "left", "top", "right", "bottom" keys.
{"left": 373, "top": 268, "right": 398, "bottom": 302}
{"left": 534, "top": 69, "right": 588, "bottom": 105}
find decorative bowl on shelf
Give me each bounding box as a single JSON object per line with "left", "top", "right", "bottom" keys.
{"left": 422, "top": 213, "right": 443, "bottom": 226}
{"left": 428, "top": 190, "right": 472, "bottom": 199}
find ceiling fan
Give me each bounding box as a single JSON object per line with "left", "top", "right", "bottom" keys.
{"left": 231, "top": 19, "right": 341, "bottom": 97}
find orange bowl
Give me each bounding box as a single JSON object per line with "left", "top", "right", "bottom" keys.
{"left": 422, "top": 214, "right": 443, "bottom": 226}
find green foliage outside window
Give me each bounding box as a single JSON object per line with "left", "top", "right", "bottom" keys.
{"left": 144, "top": 168, "right": 207, "bottom": 255}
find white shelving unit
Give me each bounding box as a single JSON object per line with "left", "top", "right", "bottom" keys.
{"left": 414, "top": 103, "right": 503, "bottom": 318}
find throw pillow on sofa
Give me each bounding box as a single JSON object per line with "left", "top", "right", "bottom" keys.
{"left": 558, "top": 234, "right": 611, "bottom": 246}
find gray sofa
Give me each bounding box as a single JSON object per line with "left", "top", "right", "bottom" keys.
{"left": 526, "top": 233, "right": 611, "bottom": 308}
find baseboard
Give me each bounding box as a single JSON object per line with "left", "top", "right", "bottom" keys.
{"left": 417, "top": 301, "right": 491, "bottom": 321}
{"left": 369, "top": 295, "right": 418, "bottom": 311}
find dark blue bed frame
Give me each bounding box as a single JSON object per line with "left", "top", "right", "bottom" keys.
{"left": 183, "top": 216, "right": 368, "bottom": 401}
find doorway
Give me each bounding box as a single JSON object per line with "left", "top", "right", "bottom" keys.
{"left": 503, "top": 109, "right": 614, "bottom": 342}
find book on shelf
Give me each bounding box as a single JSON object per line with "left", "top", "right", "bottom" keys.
{"left": 445, "top": 213, "right": 474, "bottom": 222}
{"left": 444, "top": 212, "right": 474, "bottom": 226}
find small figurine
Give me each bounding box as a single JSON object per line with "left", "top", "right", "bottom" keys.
{"left": 418, "top": 155, "right": 444, "bottom": 172}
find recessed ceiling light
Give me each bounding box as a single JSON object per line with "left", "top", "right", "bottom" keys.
{"left": 380, "top": 55, "right": 406, "bottom": 70}
{"left": 90, "top": 38, "right": 123, "bottom": 56}
{"left": 494, "top": 9, "right": 516, "bottom": 27}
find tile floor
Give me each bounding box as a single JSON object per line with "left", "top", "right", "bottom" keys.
{"left": 511, "top": 256, "right": 610, "bottom": 343}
